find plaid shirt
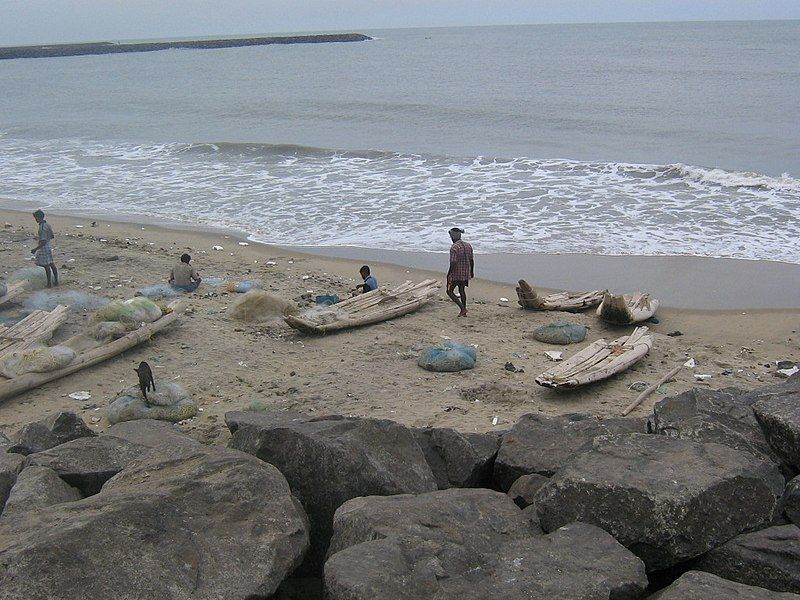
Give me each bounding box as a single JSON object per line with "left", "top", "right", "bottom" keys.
{"left": 449, "top": 240, "right": 473, "bottom": 282}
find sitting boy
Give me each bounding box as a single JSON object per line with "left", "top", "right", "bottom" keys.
{"left": 169, "top": 253, "right": 202, "bottom": 292}
{"left": 355, "top": 265, "right": 378, "bottom": 294}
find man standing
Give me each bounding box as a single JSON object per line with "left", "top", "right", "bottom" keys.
{"left": 30, "top": 210, "right": 58, "bottom": 288}
{"left": 446, "top": 227, "right": 474, "bottom": 317}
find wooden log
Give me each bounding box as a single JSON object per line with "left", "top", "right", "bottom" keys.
{"left": 622, "top": 364, "right": 683, "bottom": 416}
{"left": 0, "top": 301, "right": 183, "bottom": 403}
{"left": 0, "top": 281, "right": 27, "bottom": 307}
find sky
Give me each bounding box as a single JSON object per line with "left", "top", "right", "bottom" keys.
{"left": 1, "top": 0, "right": 799, "bottom": 45}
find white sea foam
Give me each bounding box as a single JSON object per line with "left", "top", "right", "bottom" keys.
{"left": 0, "top": 136, "right": 798, "bottom": 264}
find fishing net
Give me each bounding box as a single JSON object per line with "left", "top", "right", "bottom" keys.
{"left": 23, "top": 290, "right": 109, "bottom": 313}
{"left": 0, "top": 345, "right": 76, "bottom": 378}
{"left": 93, "top": 297, "right": 163, "bottom": 324}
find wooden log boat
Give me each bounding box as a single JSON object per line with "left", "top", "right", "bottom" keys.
{"left": 596, "top": 291, "right": 659, "bottom": 325}
{"left": 285, "top": 279, "right": 440, "bottom": 334}
{"left": 0, "top": 300, "right": 183, "bottom": 403}
{"left": 516, "top": 280, "right": 606, "bottom": 312}
{"left": 0, "top": 305, "right": 71, "bottom": 357}
{"left": 0, "top": 281, "right": 27, "bottom": 307}
{"left": 535, "top": 326, "right": 653, "bottom": 389}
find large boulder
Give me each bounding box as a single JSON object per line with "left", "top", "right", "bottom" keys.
{"left": 0, "top": 453, "right": 25, "bottom": 515}
{"left": 508, "top": 473, "right": 550, "bottom": 508}
{"left": 493, "top": 413, "right": 646, "bottom": 490}
{"left": 691, "top": 525, "right": 800, "bottom": 593}
{"left": 785, "top": 476, "right": 800, "bottom": 525}
{"left": 653, "top": 388, "right": 780, "bottom": 465}
{"left": 0, "top": 437, "right": 309, "bottom": 599}
{"left": 27, "top": 435, "right": 150, "bottom": 496}
{"left": 6, "top": 411, "right": 96, "bottom": 456}
{"left": 651, "top": 571, "right": 800, "bottom": 599}
{"left": 535, "top": 433, "right": 785, "bottom": 570}
{"left": 106, "top": 382, "right": 198, "bottom": 425}
{"left": 226, "top": 411, "right": 437, "bottom": 573}
{"left": 753, "top": 390, "right": 800, "bottom": 471}
{"left": 411, "top": 427, "right": 499, "bottom": 489}
{"left": 0, "top": 466, "right": 82, "bottom": 522}
{"left": 325, "top": 490, "right": 647, "bottom": 600}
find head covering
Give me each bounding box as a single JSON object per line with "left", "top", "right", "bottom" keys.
{"left": 449, "top": 227, "right": 465, "bottom": 234}
{"left": 33, "top": 209, "right": 45, "bottom": 220}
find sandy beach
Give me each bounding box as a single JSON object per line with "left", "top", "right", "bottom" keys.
{"left": 1, "top": 207, "right": 798, "bottom": 444}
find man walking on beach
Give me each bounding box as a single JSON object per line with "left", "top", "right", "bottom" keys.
{"left": 31, "top": 210, "right": 58, "bottom": 288}
{"left": 447, "top": 227, "right": 473, "bottom": 317}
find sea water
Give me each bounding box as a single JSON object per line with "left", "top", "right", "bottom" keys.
{"left": 0, "top": 21, "right": 798, "bottom": 262}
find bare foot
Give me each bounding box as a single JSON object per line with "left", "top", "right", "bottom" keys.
{"left": 458, "top": 310, "right": 467, "bottom": 317}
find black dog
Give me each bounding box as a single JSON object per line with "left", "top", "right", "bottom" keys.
{"left": 134, "top": 361, "right": 155, "bottom": 405}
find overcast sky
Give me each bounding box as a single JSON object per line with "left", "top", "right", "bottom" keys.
{"left": 1, "top": 0, "right": 799, "bottom": 45}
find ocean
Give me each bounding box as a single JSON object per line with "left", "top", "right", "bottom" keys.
{"left": 0, "top": 20, "right": 798, "bottom": 262}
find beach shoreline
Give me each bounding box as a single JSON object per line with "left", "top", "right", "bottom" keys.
{"left": 2, "top": 201, "right": 798, "bottom": 311}
{"left": 1, "top": 206, "right": 798, "bottom": 443}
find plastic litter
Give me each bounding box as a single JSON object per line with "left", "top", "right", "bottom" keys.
{"left": 24, "top": 290, "right": 109, "bottom": 313}
{"left": 694, "top": 373, "right": 712, "bottom": 381}
{"left": 315, "top": 294, "right": 339, "bottom": 306}
{"left": 68, "top": 391, "right": 92, "bottom": 401}
{"left": 202, "top": 277, "right": 226, "bottom": 287}
{"left": 417, "top": 341, "right": 476, "bottom": 372}
{"left": 544, "top": 350, "right": 564, "bottom": 361}
{"left": 0, "top": 345, "right": 76, "bottom": 378}
{"left": 212, "top": 245, "right": 223, "bottom": 251}
{"left": 226, "top": 280, "right": 261, "bottom": 293}
{"left": 93, "top": 297, "right": 163, "bottom": 324}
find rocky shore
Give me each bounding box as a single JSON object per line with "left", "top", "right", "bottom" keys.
{"left": 0, "top": 33, "right": 372, "bottom": 61}
{"left": 0, "top": 374, "right": 798, "bottom": 598}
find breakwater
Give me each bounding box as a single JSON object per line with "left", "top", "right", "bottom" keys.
{"left": 0, "top": 33, "right": 372, "bottom": 60}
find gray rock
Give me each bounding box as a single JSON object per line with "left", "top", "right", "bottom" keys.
{"left": 692, "top": 525, "right": 800, "bottom": 593}
{"left": 226, "top": 410, "right": 437, "bottom": 573}
{"left": 411, "top": 427, "right": 499, "bottom": 489}
{"left": 521, "top": 503, "right": 543, "bottom": 533}
{"left": 753, "top": 390, "right": 800, "bottom": 471}
{"left": 535, "top": 433, "right": 785, "bottom": 570}
{"left": 529, "top": 320, "right": 588, "bottom": 345}
{"left": 493, "top": 413, "right": 646, "bottom": 490}
{"left": 0, "top": 466, "right": 82, "bottom": 522}
{"left": 653, "top": 388, "right": 780, "bottom": 465}
{"left": 325, "top": 493, "right": 647, "bottom": 600}
{"left": 0, "top": 439, "right": 309, "bottom": 599}
{"left": 27, "top": 435, "right": 150, "bottom": 496}
{"left": 651, "top": 571, "right": 800, "bottom": 599}
{"left": 7, "top": 411, "right": 96, "bottom": 456}
{"left": 106, "top": 418, "right": 199, "bottom": 454}
{"left": 106, "top": 382, "right": 197, "bottom": 425}
{"left": 0, "top": 431, "right": 10, "bottom": 447}
{"left": 508, "top": 473, "right": 550, "bottom": 508}
{"left": 785, "top": 476, "right": 800, "bottom": 525}
{"left": 327, "top": 488, "right": 531, "bottom": 560}
{"left": 0, "top": 453, "right": 25, "bottom": 515}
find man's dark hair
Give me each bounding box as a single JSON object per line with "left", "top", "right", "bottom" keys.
{"left": 181, "top": 253, "right": 191, "bottom": 264}
{"left": 32, "top": 210, "right": 45, "bottom": 221}
{"left": 360, "top": 265, "right": 370, "bottom": 275}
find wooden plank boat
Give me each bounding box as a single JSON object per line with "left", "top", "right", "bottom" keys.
{"left": 596, "top": 291, "right": 659, "bottom": 325}
{"left": 0, "top": 281, "right": 27, "bottom": 307}
{"left": 535, "top": 326, "right": 653, "bottom": 389}
{"left": 516, "top": 280, "right": 606, "bottom": 312}
{"left": 0, "top": 300, "right": 184, "bottom": 403}
{"left": 285, "top": 279, "right": 440, "bottom": 334}
{"left": 0, "top": 305, "right": 71, "bottom": 357}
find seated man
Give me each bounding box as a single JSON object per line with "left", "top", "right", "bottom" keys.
{"left": 169, "top": 253, "right": 202, "bottom": 292}
{"left": 355, "top": 265, "right": 378, "bottom": 294}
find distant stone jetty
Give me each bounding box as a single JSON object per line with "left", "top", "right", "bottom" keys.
{"left": 0, "top": 33, "right": 372, "bottom": 60}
